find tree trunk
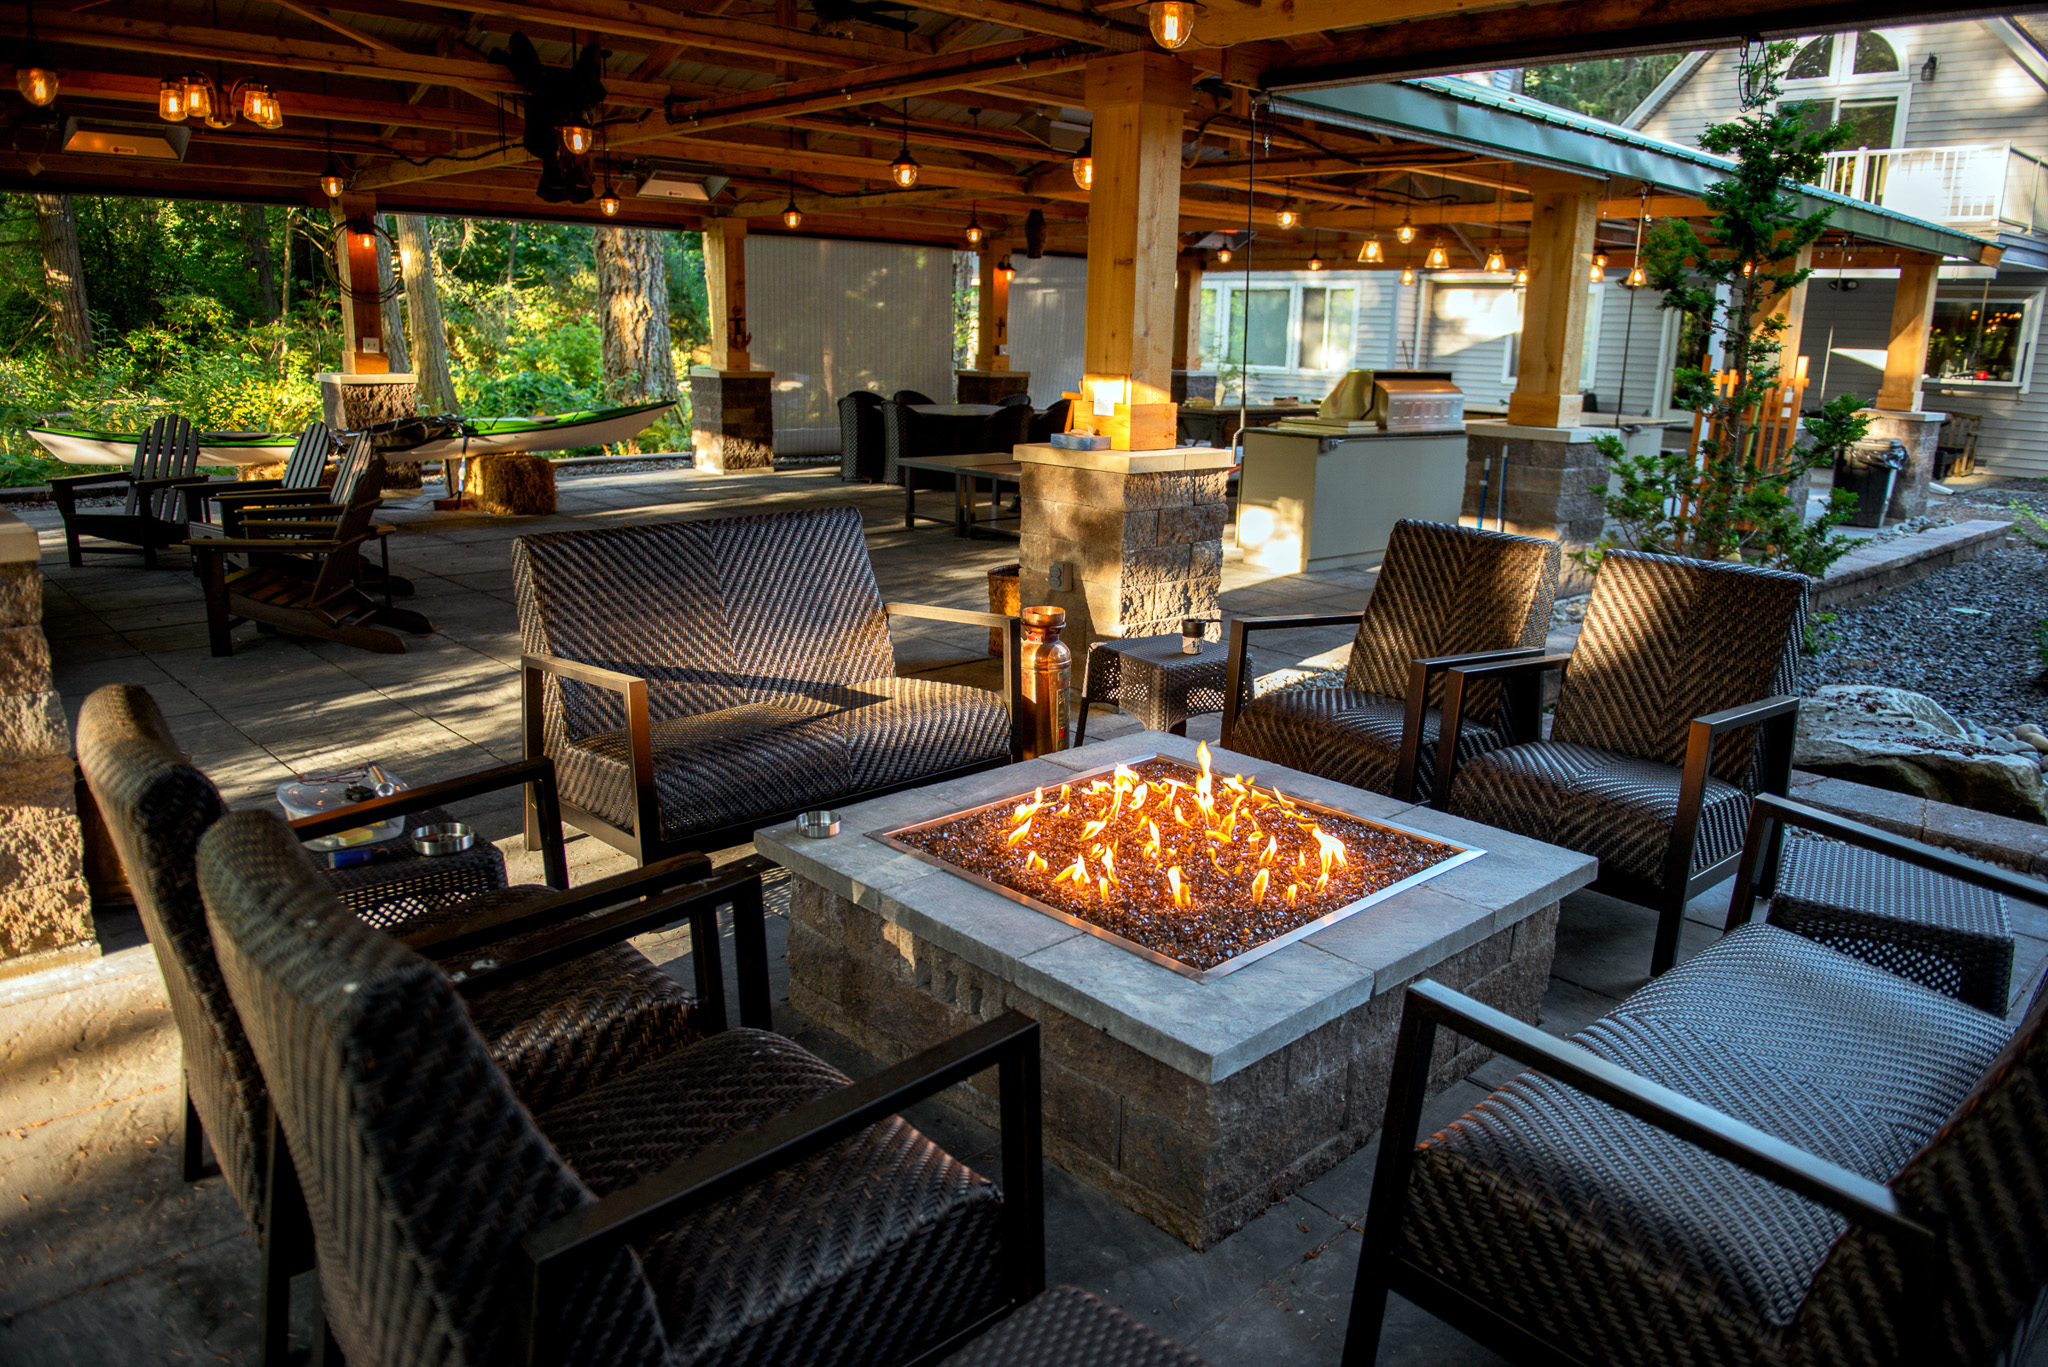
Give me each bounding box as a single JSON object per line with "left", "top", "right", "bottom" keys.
{"left": 394, "top": 214, "right": 456, "bottom": 414}
{"left": 376, "top": 217, "right": 412, "bottom": 374}
{"left": 280, "top": 209, "right": 295, "bottom": 319}
{"left": 34, "top": 194, "right": 93, "bottom": 361}
{"left": 594, "top": 225, "right": 677, "bottom": 454}
{"left": 241, "top": 203, "right": 279, "bottom": 320}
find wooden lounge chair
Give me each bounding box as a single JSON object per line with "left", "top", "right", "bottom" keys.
{"left": 182, "top": 421, "right": 336, "bottom": 533}
{"left": 51, "top": 414, "right": 214, "bottom": 567}
{"left": 211, "top": 436, "right": 415, "bottom": 600}
{"left": 190, "top": 460, "right": 434, "bottom": 656}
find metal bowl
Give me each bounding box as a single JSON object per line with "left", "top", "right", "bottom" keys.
{"left": 797, "top": 809, "right": 841, "bottom": 839}
{"left": 409, "top": 822, "right": 475, "bottom": 857}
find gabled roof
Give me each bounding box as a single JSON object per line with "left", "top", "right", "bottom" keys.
{"left": 1275, "top": 75, "right": 1997, "bottom": 262}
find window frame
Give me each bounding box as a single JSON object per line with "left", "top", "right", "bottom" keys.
{"left": 1775, "top": 30, "right": 1913, "bottom": 152}
{"left": 1922, "top": 285, "right": 2044, "bottom": 395}
{"left": 1202, "top": 275, "right": 1361, "bottom": 375}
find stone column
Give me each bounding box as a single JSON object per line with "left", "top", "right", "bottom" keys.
{"left": 1859, "top": 408, "right": 1946, "bottom": 522}
{"left": 697, "top": 217, "right": 775, "bottom": 471}
{"left": 1462, "top": 421, "right": 1664, "bottom": 594}
{"left": 316, "top": 370, "right": 423, "bottom": 489}
{"left": 1018, "top": 443, "right": 1232, "bottom": 657}
{"left": 0, "top": 510, "right": 90, "bottom": 978}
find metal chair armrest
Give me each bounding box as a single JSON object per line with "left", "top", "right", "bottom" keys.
{"left": 885, "top": 602, "right": 1025, "bottom": 761}
{"left": 1429, "top": 653, "right": 1575, "bottom": 810}
{"left": 1393, "top": 648, "right": 1545, "bottom": 801}
{"left": 1220, "top": 613, "right": 1367, "bottom": 750}
{"left": 520, "top": 652, "right": 658, "bottom": 854}
{"left": 287, "top": 756, "right": 573, "bottom": 889}
{"left": 515, "top": 1012, "right": 1045, "bottom": 1363}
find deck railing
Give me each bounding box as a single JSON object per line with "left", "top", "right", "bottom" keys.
{"left": 1820, "top": 144, "right": 2048, "bottom": 237}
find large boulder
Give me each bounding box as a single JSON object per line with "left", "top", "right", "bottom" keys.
{"left": 1795, "top": 684, "right": 2048, "bottom": 822}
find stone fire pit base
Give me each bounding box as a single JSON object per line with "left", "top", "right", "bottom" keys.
{"left": 763, "top": 733, "right": 1597, "bottom": 1249}
{"left": 790, "top": 878, "right": 1559, "bottom": 1247}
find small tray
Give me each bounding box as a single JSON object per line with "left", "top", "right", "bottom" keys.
{"left": 409, "top": 822, "right": 475, "bottom": 857}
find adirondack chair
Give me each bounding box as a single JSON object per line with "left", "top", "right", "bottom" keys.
{"left": 51, "top": 415, "right": 214, "bottom": 567}
{"left": 182, "top": 422, "right": 336, "bottom": 533}
{"left": 217, "top": 437, "right": 414, "bottom": 600}
{"left": 190, "top": 459, "right": 434, "bottom": 656}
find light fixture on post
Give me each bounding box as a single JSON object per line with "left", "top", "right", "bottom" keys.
{"left": 240, "top": 80, "right": 280, "bottom": 129}
{"left": 1590, "top": 252, "right": 1606, "bottom": 283}
{"left": 346, "top": 214, "right": 377, "bottom": 254}
{"left": 1071, "top": 138, "right": 1093, "bottom": 191}
{"left": 1921, "top": 54, "right": 1938, "bottom": 82}
{"left": 995, "top": 254, "right": 1015, "bottom": 282}
{"left": 1143, "top": 0, "right": 1203, "bottom": 50}
{"left": 16, "top": 0, "right": 58, "bottom": 108}
{"left": 158, "top": 77, "right": 187, "bottom": 122}
{"left": 890, "top": 101, "right": 919, "bottom": 188}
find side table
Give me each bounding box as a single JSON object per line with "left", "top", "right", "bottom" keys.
{"left": 318, "top": 804, "right": 510, "bottom": 928}
{"left": 1074, "top": 633, "right": 1229, "bottom": 746}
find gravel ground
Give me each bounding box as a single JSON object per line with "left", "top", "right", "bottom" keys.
{"left": 1814, "top": 541, "right": 2048, "bottom": 733}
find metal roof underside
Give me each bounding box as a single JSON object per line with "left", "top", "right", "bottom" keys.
{"left": 1275, "top": 76, "right": 1991, "bottom": 261}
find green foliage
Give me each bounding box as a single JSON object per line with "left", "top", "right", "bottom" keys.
{"left": 1582, "top": 43, "right": 1865, "bottom": 577}
{"left": 2008, "top": 499, "right": 2048, "bottom": 551}
{"left": 1521, "top": 55, "right": 1684, "bottom": 124}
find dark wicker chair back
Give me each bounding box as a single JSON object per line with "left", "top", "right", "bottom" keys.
{"left": 513, "top": 505, "right": 898, "bottom": 739}
{"left": 1552, "top": 550, "right": 1808, "bottom": 785}
{"left": 1345, "top": 520, "right": 1559, "bottom": 713}
{"left": 996, "top": 391, "right": 1033, "bottom": 408}
{"left": 980, "top": 401, "right": 1033, "bottom": 454}
{"left": 75, "top": 685, "right": 266, "bottom": 1220}
{"left": 198, "top": 810, "right": 669, "bottom": 1367}
{"left": 1029, "top": 399, "right": 1071, "bottom": 445}
{"left": 881, "top": 400, "right": 954, "bottom": 488}
{"left": 837, "top": 391, "right": 886, "bottom": 482}
{"left": 893, "top": 388, "right": 936, "bottom": 407}
{"left": 134, "top": 415, "right": 203, "bottom": 518}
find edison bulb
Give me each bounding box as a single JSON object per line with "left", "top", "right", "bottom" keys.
{"left": 1360, "top": 238, "right": 1383, "bottom": 264}
{"left": 1216, "top": 247, "right": 1231, "bottom": 265}
{"left": 559, "top": 124, "right": 594, "bottom": 156}
{"left": 890, "top": 148, "right": 920, "bottom": 189}
{"left": 1276, "top": 206, "right": 1298, "bottom": 229}
{"left": 1425, "top": 243, "right": 1448, "bottom": 270}
{"left": 1148, "top": 0, "right": 1196, "bottom": 50}
{"left": 320, "top": 173, "right": 345, "bottom": 198}
{"left": 18, "top": 67, "right": 58, "bottom": 107}
{"left": 1485, "top": 249, "right": 1505, "bottom": 272}
{"left": 159, "top": 77, "right": 186, "bottom": 122}
{"left": 1396, "top": 218, "right": 1416, "bottom": 244}
{"left": 1308, "top": 255, "right": 1323, "bottom": 271}
{"left": 1400, "top": 266, "right": 1416, "bottom": 285}
{"left": 966, "top": 223, "right": 982, "bottom": 246}
{"left": 782, "top": 205, "right": 801, "bottom": 229}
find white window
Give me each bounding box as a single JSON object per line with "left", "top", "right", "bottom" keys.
{"left": 1923, "top": 287, "right": 2043, "bottom": 393}
{"left": 1778, "top": 30, "right": 1912, "bottom": 152}
{"left": 1199, "top": 279, "right": 1358, "bottom": 373}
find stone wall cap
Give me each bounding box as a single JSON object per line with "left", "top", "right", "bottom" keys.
{"left": 1015, "top": 442, "right": 1235, "bottom": 474}
{"left": 0, "top": 510, "right": 38, "bottom": 565}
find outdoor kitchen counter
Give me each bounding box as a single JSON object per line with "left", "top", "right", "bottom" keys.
{"left": 1235, "top": 425, "right": 1468, "bottom": 575}
{"left": 755, "top": 732, "right": 1597, "bottom": 1249}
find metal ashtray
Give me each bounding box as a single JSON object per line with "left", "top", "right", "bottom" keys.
{"left": 797, "top": 810, "right": 841, "bottom": 839}
{"left": 409, "top": 822, "right": 475, "bottom": 856}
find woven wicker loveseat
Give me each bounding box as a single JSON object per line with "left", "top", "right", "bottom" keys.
{"left": 515, "top": 505, "right": 1022, "bottom": 864}
{"left": 1345, "top": 795, "right": 2048, "bottom": 1367}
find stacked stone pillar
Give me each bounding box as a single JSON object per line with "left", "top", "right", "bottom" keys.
{"left": 1866, "top": 256, "right": 1946, "bottom": 521}
{"left": 695, "top": 217, "right": 775, "bottom": 472}
{"left": 0, "top": 511, "right": 90, "bottom": 976}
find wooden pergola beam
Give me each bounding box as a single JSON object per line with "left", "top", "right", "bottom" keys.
{"left": 402, "top": 0, "right": 930, "bottom": 68}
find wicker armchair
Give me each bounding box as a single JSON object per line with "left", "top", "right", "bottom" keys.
{"left": 882, "top": 398, "right": 958, "bottom": 491}
{"left": 514, "top": 504, "right": 1022, "bottom": 864}
{"left": 1343, "top": 807, "right": 2048, "bottom": 1367}
{"left": 200, "top": 808, "right": 1045, "bottom": 1367}
{"left": 1028, "top": 399, "right": 1072, "bottom": 446}
{"left": 1221, "top": 520, "right": 1559, "bottom": 803}
{"left": 76, "top": 684, "right": 752, "bottom": 1365}
{"left": 1436, "top": 550, "right": 1808, "bottom": 976}
{"left": 837, "top": 390, "right": 886, "bottom": 482}
{"left": 893, "top": 387, "right": 937, "bottom": 406}
{"left": 981, "top": 399, "right": 1034, "bottom": 454}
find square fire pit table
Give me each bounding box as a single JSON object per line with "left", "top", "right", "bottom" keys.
{"left": 755, "top": 733, "right": 1596, "bottom": 1248}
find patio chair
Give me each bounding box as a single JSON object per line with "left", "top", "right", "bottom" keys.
{"left": 191, "top": 459, "right": 435, "bottom": 656}
{"left": 218, "top": 434, "right": 415, "bottom": 598}
{"left": 996, "top": 391, "right": 1034, "bottom": 408}
{"left": 199, "top": 806, "right": 1045, "bottom": 1367}
{"left": 837, "top": 390, "right": 886, "bottom": 482}
{"left": 514, "top": 504, "right": 1022, "bottom": 865}
{"left": 893, "top": 387, "right": 937, "bottom": 406}
{"left": 980, "top": 399, "right": 1033, "bottom": 454}
{"left": 1028, "top": 398, "right": 1071, "bottom": 445}
{"left": 76, "top": 682, "right": 751, "bottom": 1365}
{"left": 1434, "top": 549, "right": 1808, "bottom": 976}
{"left": 1221, "top": 520, "right": 1560, "bottom": 803}
{"left": 51, "top": 414, "right": 214, "bottom": 567}
{"left": 1342, "top": 795, "right": 2048, "bottom": 1367}
{"left": 182, "top": 421, "right": 335, "bottom": 531}
{"left": 883, "top": 398, "right": 959, "bottom": 491}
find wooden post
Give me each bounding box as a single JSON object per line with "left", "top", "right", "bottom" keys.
{"left": 704, "top": 217, "right": 751, "bottom": 371}
{"left": 1172, "top": 254, "right": 1202, "bottom": 370}
{"left": 333, "top": 192, "right": 389, "bottom": 374}
{"left": 1505, "top": 169, "right": 1601, "bottom": 429}
{"left": 1082, "top": 52, "right": 1191, "bottom": 451}
{"left": 975, "top": 240, "right": 1012, "bottom": 371}
{"left": 1750, "top": 243, "right": 1814, "bottom": 380}
{"left": 1876, "top": 255, "right": 1941, "bottom": 412}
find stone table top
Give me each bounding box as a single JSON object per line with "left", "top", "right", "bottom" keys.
{"left": 755, "top": 732, "right": 1596, "bottom": 1084}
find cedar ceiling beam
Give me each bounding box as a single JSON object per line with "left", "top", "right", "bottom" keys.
{"left": 883, "top": 0, "right": 1145, "bottom": 47}
{"left": 267, "top": 0, "right": 399, "bottom": 50}
{"left": 400, "top": 0, "right": 934, "bottom": 67}
{"left": 1258, "top": 0, "right": 2014, "bottom": 85}
{"left": 40, "top": 69, "right": 512, "bottom": 137}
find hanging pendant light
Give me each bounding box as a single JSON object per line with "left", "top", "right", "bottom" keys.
{"left": 1623, "top": 187, "right": 1649, "bottom": 290}
{"left": 1216, "top": 246, "right": 1231, "bottom": 265}
{"left": 890, "top": 101, "right": 919, "bottom": 188}
{"left": 16, "top": 0, "right": 57, "bottom": 108}
{"left": 1515, "top": 266, "right": 1529, "bottom": 286}
{"left": 1143, "top": 0, "right": 1203, "bottom": 50}
{"left": 965, "top": 204, "right": 982, "bottom": 246}
{"left": 183, "top": 73, "right": 214, "bottom": 121}
{"left": 1396, "top": 213, "right": 1416, "bottom": 244}
{"left": 1425, "top": 239, "right": 1449, "bottom": 271}
{"left": 158, "top": 76, "right": 187, "bottom": 122}
{"left": 1071, "top": 138, "right": 1093, "bottom": 191}
{"left": 1276, "top": 203, "right": 1298, "bottom": 229}
{"left": 1307, "top": 230, "right": 1323, "bottom": 271}
{"left": 1589, "top": 252, "right": 1606, "bottom": 283}
{"left": 1400, "top": 265, "right": 1417, "bottom": 285}
{"left": 598, "top": 166, "right": 621, "bottom": 216}
{"left": 320, "top": 164, "right": 347, "bottom": 198}
{"left": 1485, "top": 248, "right": 1506, "bottom": 273}
{"left": 1625, "top": 265, "right": 1648, "bottom": 288}
{"left": 560, "top": 121, "right": 595, "bottom": 155}
{"left": 1360, "top": 236, "right": 1384, "bottom": 264}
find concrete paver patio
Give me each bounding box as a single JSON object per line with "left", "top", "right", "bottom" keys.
{"left": 5, "top": 461, "right": 2043, "bottom": 1365}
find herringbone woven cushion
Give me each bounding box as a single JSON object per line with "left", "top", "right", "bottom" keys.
{"left": 1233, "top": 689, "right": 1509, "bottom": 803}
{"left": 940, "top": 1287, "right": 1213, "bottom": 1367}
{"left": 516, "top": 507, "right": 1009, "bottom": 842}
{"left": 1402, "top": 925, "right": 2016, "bottom": 1367}
{"left": 838, "top": 392, "right": 884, "bottom": 482}
{"left": 1446, "top": 741, "right": 1751, "bottom": 882}
{"left": 1345, "top": 519, "right": 1560, "bottom": 709}
{"left": 1550, "top": 550, "right": 1808, "bottom": 784}
{"left": 537, "top": 1030, "right": 1006, "bottom": 1367}
{"left": 201, "top": 810, "right": 670, "bottom": 1367}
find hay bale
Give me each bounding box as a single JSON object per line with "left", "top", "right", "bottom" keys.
{"left": 240, "top": 462, "right": 287, "bottom": 481}
{"left": 470, "top": 455, "right": 556, "bottom": 516}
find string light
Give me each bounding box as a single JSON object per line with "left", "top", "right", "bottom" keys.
{"left": 1071, "top": 139, "right": 1093, "bottom": 191}
{"left": 1144, "top": 0, "right": 1202, "bottom": 50}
